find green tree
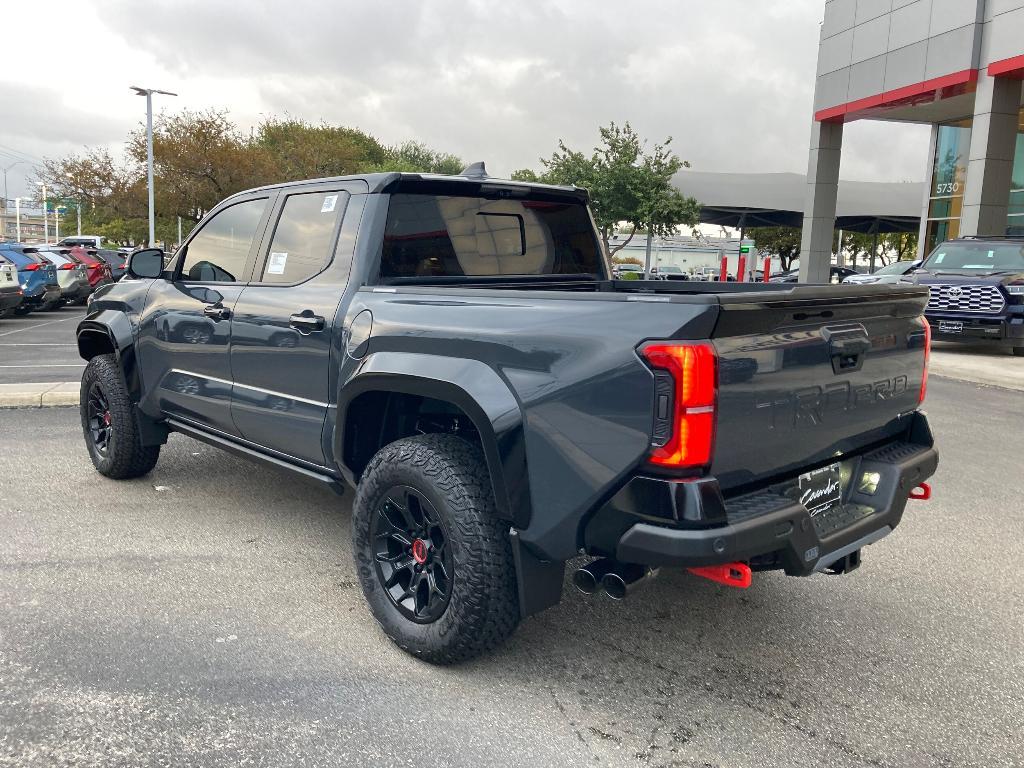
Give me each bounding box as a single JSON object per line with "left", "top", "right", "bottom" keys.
{"left": 514, "top": 122, "right": 700, "bottom": 257}
{"left": 748, "top": 226, "right": 802, "bottom": 271}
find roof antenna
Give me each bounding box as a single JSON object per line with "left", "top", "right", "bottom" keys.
{"left": 460, "top": 161, "right": 488, "bottom": 178}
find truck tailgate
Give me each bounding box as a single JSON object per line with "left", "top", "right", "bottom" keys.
{"left": 709, "top": 285, "right": 930, "bottom": 491}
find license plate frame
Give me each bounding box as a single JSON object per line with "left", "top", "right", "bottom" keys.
{"left": 798, "top": 462, "right": 843, "bottom": 518}
{"left": 938, "top": 320, "right": 963, "bottom": 334}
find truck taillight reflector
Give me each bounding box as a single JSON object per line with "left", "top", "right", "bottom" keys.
{"left": 919, "top": 317, "right": 930, "bottom": 404}
{"left": 641, "top": 342, "right": 717, "bottom": 468}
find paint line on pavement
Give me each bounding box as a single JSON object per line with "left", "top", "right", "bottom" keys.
{"left": 0, "top": 364, "right": 86, "bottom": 368}
{"left": 0, "top": 343, "right": 78, "bottom": 347}
{"left": 0, "top": 314, "right": 82, "bottom": 338}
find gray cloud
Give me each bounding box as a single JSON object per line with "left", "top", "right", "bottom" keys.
{"left": 3, "top": 0, "right": 931, "bottom": 202}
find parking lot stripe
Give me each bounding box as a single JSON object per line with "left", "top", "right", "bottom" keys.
{"left": 0, "top": 364, "right": 85, "bottom": 368}
{"left": 0, "top": 315, "right": 82, "bottom": 338}
{"left": 0, "top": 343, "right": 78, "bottom": 346}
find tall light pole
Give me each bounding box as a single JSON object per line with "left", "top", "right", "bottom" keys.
{"left": 130, "top": 85, "right": 177, "bottom": 246}
{"left": 37, "top": 182, "right": 47, "bottom": 243}
{"left": 15, "top": 197, "right": 21, "bottom": 241}
{"left": 2, "top": 161, "right": 25, "bottom": 239}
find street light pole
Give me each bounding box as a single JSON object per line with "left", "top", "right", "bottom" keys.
{"left": 38, "top": 183, "right": 47, "bottom": 244}
{"left": 130, "top": 85, "right": 177, "bottom": 247}
{"left": 15, "top": 197, "right": 21, "bottom": 241}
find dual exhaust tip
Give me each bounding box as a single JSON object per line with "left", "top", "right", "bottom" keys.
{"left": 573, "top": 558, "right": 656, "bottom": 600}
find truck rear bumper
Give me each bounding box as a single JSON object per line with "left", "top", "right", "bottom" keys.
{"left": 603, "top": 416, "right": 938, "bottom": 576}
{"left": 926, "top": 309, "right": 1024, "bottom": 347}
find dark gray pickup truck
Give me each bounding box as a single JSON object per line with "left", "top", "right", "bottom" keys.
{"left": 77, "top": 167, "right": 938, "bottom": 663}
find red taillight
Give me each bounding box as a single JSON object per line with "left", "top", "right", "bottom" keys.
{"left": 23, "top": 263, "right": 40, "bottom": 271}
{"left": 919, "top": 317, "right": 931, "bottom": 403}
{"left": 640, "top": 342, "right": 717, "bottom": 469}
{"left": 59, "top": 263, "right": 75, "bottom": 270}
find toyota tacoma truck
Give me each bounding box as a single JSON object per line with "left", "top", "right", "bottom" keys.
{"left": 907, "top": 236, "right": 1024, "bottom": 355}
{"left": 76, "top": 166, "right": 938, "bottom": 663}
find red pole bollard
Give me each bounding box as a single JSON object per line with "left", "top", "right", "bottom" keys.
{"left": 719, "top": 255, "right": 729, "bottom": 282}
{"left": 763, "top": 256, "right": 771, "bottom": 282}
{"left": 737, "top": 254, "right": 747, "bottom": 283}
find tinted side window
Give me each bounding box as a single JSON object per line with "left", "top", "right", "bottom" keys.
{"left": 259, "top": 191, "right": 348, "bottom": 284}
{"left": 380, "top": 194, "right": 602, "bottom": 279}
{"left": 181, "top": 198, "right": 268, "bottom": 283}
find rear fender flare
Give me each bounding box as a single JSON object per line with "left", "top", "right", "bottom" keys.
{"left": 336, "top": 352, "right": 531, "bottom": 528}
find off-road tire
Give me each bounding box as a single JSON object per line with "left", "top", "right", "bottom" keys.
{"left": 353, "top": 434, "right": 520, "bottom": 664}
{"left": 80, "top": 354, "right": 161, "bottom": 479}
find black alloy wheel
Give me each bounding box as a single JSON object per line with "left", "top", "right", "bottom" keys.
{"left": 372, "top": 485, "right": 454, "bottom": 623}
{"left": 85, "top": 382, "right": 113, "bottom": 456}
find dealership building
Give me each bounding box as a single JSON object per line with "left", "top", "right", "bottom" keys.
{"left": 801, "top": 0, "right": 1024, "bottom": 281}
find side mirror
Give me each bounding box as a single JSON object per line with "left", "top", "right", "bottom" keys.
{"left": 127, "top": 248, "right": 165, "bottom": 279}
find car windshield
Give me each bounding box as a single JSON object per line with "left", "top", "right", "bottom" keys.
{"left": 924, "top": 241, "right": 1024, "bottom": 272}
{"left": 660, "top": 265, "right": 682, "bottom": 272}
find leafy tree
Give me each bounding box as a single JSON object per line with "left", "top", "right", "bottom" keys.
{"left": 513, "top": 122, "right": 700, "bottom": 257}
{"left": 748, "top": 226, "right": 802, "bottom": 271}
{"left": 35, "top": 110, "right": 462, "bottom": 246}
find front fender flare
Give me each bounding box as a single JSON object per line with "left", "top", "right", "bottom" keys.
{"left": 336, "top": 352, "right": 531, "bottom": 529}
{"left": 77, "top": 310, "right": 140, "bottom": 400}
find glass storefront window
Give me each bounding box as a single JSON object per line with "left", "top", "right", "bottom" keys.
{"left": 924, "top": 120, "right": 972, "bottom": 254}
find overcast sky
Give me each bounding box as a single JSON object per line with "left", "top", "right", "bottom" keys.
{"left": 0, "top": 0, "right": 930, "bottom": 202}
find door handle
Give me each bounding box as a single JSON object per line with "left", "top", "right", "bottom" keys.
{"left": 290, "top": 311, "right": 325, "bottom": 333}
{"left": 203, "top": 303, "right": 231, "bottom": 321}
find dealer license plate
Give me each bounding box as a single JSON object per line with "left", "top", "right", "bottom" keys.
{"left": 938, "top": 320, "right": 963, "bottom": 334}
{"left": 798, "top": 462, "right": 842, "bottom": 517}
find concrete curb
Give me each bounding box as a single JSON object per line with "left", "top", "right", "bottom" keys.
{"left": 0, "top": 382, "right": 80, "bottom": 408}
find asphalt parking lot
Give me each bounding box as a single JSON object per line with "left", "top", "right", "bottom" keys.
{"left": 0, "top": 376, "right": 1021, "bottom": 767}
{"left": 0, "top": 306, "right": 87, "bottom": 385}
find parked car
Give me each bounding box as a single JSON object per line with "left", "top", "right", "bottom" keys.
{"left": 770, "top": 266, "right": 859, "bottom": 284}
{"left": 0, "top": 244, "right": 62, "bottom": 313}
{"left": 843, "top": 259, "right": 923, "bottom": 285}
{"left": 59, "top": 235, "right": 105, "bottom": 249}
{"left": 36, "top": 247, "right": 92, "bottom": 306}
{"left": 907, "top": 236, "right": 1024, "bottom": 356}
{"left": 0, "top": 253, "right": 24, "bottom": 318}
{"left": 77, "top": 169, "right": 937, "bottom": 663}
{"left": 651, "top": 264, "right": 689, "bottom": 280}
{"left": 611, "top": 262, "right": 645, "bottom": 278}
{"left": 68, "top": 245, "right": 113, "bottom": 289}
{"left": 95, "top": 248, "right": 128, "bottom": 281}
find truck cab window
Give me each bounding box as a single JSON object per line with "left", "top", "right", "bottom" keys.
{"left": 180, "top": 198, "right": 268, "bottom": 283}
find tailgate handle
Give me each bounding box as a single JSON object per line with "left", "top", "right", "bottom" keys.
{"left": 827, "top": 332, "right": 870, "bottom": 374}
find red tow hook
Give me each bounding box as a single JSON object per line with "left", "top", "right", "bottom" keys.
{"left": 909, "top": 482, "right": 932, "bottom": 501}
{"left": 687, "top": 562, "right": 752, "bottom": 589}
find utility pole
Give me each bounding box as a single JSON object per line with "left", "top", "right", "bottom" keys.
{"left": 177, "top": 215, "right": 182, "bottom": 248}
{"left": 644, "top": 230, "right": 654, "bottom": 278}
{"left": 77, "top": 204, "right": 82, "bottom": 236}
{"left": 131, "top": 85, "right": 177, "bottom": 246}
{"left": 15, "top": 197, "right": 21, "bottom": 241}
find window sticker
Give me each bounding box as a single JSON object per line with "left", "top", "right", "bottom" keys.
{"left": 321, "top": 195, "right": 338, "bottom": 213}
{"left": 934, "top": 253, "right": 945, "bottom": 263}
{"left": 267, "top": 252, "right": 288, "bottom": 275}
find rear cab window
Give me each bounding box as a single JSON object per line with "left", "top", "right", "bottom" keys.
{"left": 380, "top": 190, "right": 605, "bottom": 282}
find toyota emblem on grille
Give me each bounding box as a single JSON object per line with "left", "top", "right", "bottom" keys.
{"left": 946, "top": 286, "right": 963, "bottom": 298}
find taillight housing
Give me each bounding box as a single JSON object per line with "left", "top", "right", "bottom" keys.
{"left": 640, "top": 342, "right": 717, "bottom": 470}
{"left": 59, "top": 263, "right": 75, "bottom": 270}
{"left": 919, "top": 316, "right": 930, "bottom": 404}
{"left": 23, "top": 263, "right": 40, "bottom": 271}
